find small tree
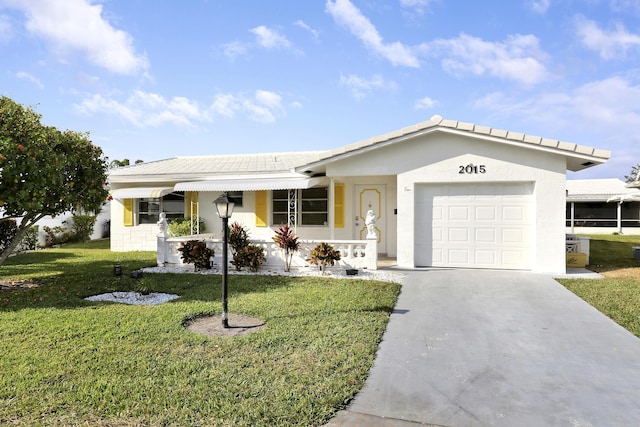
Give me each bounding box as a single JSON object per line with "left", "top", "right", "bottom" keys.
{"left": 0, "top": 96, "right": 109, "bottom": 265}
{"left": 272, "top": 223, "right": 300, "bottom": 272}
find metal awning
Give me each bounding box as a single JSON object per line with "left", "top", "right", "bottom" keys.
{"left": 110, "top": 187, "right": 174, "bottom": 199}
{"left": 174, "top": 176, "right": 325, "bottom": 192}
{"left": 607, "top": 193, "right": 640, "bottom": 203}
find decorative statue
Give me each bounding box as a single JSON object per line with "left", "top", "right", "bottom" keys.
{"left": 365, "top": 209, "right": 377, "bottom": 238}
{"left": 157, "top": 212, "right": 169, "bottom": 237}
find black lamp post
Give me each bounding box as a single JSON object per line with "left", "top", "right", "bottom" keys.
{"left": 214, "top": 192, "right": 236, "bottom": 328}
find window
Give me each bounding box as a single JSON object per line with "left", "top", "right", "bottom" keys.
{"left": 138, "top": 192, "right": 185, "bottom": 224}
{"left": 228, "top": 191, "right": 243, "bottom": 207}
{"left": 272, "top": 187, "right": 328, "bottom": 226}
{"left": 565, "top": 201, "right": 640, "bottom": 227}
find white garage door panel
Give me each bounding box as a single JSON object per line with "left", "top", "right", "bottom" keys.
{"left": 415, "top": 182, "right": 533, "bottom": 270}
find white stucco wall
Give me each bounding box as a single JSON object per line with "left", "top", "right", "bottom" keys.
{"left": 323, "top": 132, "right": 568, "bottom": 273}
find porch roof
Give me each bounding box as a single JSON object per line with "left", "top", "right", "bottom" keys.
{"left": 110, "top": 187, "right": 174, "bottom": 199}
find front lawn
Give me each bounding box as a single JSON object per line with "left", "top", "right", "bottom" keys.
{"left": 558, "top": 234, "right": 640, "bottom": 337}
{"left": 0, "top": 241, "right": 400, "bottom": 426}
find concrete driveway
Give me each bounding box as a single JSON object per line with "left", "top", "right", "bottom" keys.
{"left": 326, "top": 269, "right": 640, "bottom": 426}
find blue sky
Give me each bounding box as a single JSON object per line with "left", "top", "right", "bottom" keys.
{"left": 1, "top": 0, "right": 639, "bottom": 180}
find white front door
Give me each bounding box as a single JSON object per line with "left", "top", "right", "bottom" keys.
{"left": 355, "top": 184, "right": 386, "bottom": 254}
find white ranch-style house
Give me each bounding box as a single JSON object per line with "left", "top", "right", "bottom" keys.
{"left": 108, "top": 115, "right": 610, "bottom": 275}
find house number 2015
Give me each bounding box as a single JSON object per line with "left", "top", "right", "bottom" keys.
{"left": 459, "top": 164, "right": 486, "bottom": 174}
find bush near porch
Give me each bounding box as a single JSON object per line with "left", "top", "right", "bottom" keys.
{"left": 0, "top": 240, "right": 400, "bottom": 426}
{"left": 558, "top": 234, "right": 640, "bottom": 337}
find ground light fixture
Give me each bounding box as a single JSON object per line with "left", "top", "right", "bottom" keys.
{"left": 213, "top": 192, "right": 236, "bottom": 328}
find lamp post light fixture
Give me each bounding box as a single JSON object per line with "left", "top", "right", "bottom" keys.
{"left": 214, "top": 192, "right": 236, "bottom": 329}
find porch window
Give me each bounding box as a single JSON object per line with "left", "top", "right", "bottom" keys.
{"left": 138, "top": 192, "right": 185, "bottom": 224}
{"left": 565, "top": 202, "right": 640, "bottom": 227}
{"left": 272, "top": 187, "right": 328, "bottom": 226}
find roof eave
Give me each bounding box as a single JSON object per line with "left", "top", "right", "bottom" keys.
{"left": 295, "top": 125, "right": 610, "bottom": 173}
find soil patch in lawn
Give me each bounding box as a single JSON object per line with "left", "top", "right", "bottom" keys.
{"left": 186, "top": 313, "right": 265, "bottom": 337}
{"left": 0, "top": 278, "right": 42, "bottom": 292}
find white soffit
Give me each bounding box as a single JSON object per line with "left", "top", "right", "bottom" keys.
{"left": 174, "top": 176, "right": 325, "bottom": 192}
{"left": 110, "top": 187, "right": 174, "bottom": 199}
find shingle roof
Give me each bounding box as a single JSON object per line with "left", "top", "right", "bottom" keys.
{"left": 566, "top": 179, "right": 637, "bottom": 201}
{"left": 304, "top": 115, "right": 610, "bottom": 172}
{"left": 110, "top": 115, "right": 611, "bottom": 183}
{"left": 109, "top": 151, "right": 325, "bottom": 183}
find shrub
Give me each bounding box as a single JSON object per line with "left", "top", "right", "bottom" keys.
{"left": 308, "top": 242, "right": 341, "bottom": 273}
{"left": 232, "top": 244, "right": 266, "bottom": 272}
{"left": 71, "top": 215, "right": 97, "bottom": 242}
{"left": 18, "top": 226, "right": 39, "bottom": 251}
{"left": 43, "top": 225, "right": 74, "bottom": 247}
{"left": 227, "top": 222, "right": 265, "bottom": 272}
{"left": 178, "top": 240, "right": 214, "bottom": 270}
{"left": 168, "top": 217, "right": 206, "bottom": 237}
{"left": 273, "top": 223, "right": 300, "bottom": 272}
{"left": 228, "top": 222, "right": 249, "bottom": 255}
{"left": 0, "top": 219, "right": 17, "bottom": 255}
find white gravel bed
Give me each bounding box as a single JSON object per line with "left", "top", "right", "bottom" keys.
{"left": 141, "top": 264, "right": 405, "bottom": 283}
{"left": 84, "top": 291, "right": 180, "bottom": 306}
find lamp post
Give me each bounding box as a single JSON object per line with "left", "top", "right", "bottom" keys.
{"left": 214, "top": 192, "right": 236, "bottom": 329}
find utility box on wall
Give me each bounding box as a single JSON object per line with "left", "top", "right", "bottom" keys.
{"left": 566, "top": 253, "right": 587, "bottom": 268}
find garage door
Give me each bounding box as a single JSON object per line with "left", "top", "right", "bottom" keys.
{"left": 415, "top": 182, "right": 533, "bottom": 269}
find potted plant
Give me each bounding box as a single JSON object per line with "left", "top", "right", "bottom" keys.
{"left": 308, "top": 242, "right": 341, "bottom": 274}
{"left": 272, "top": 223, "right": 300, "bottom": 272}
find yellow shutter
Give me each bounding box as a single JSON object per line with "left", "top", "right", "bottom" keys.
{"left": 123, "top": 198, "right": 134, "bottom": 226}
{"left": 334, "top": 183, "right": 345, "bottom": 228}
{"left": 255, "top": 190, "right": 267, "bottom": 227}
{"left": 186, "top": 191, "right": 198, "bottom": 218}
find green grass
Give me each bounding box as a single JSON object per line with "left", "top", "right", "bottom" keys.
{"left": 0, "top": 241, "right": 400, "bottom": 426}
{"left": 558, "top": 234, "right": 640, "bottom": 338}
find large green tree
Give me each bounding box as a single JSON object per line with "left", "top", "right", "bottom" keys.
{"left": 0, "top": 96, "right": 109, "bottom": 265}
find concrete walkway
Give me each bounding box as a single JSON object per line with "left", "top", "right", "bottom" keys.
{"left": 325, "top": 269, "right": 640, "bottom": 426}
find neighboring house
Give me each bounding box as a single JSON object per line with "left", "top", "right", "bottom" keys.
{"left": 108, "top": 115, "right": 610, "bottom": 274}
{"left": 566, "top": 179, "right": 640, "bottom": 235}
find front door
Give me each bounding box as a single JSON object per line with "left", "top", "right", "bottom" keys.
{"left": 355, "top": 184, "right": 386, "bottom": 254}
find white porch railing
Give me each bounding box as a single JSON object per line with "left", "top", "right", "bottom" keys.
{"left": 157, "top": 234, "right": 379, "bottom": 271}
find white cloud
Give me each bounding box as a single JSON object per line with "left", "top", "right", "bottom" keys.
{"left": 474, "top": 76, "right": 640, "bottom": 132}
{"left": 340, "top": 73, "right": 397, "bottom": 99}
{"left": 16, "top": 71, "right": 44, "bottom": 89}
{"left": 575, "top": 15, "right": 640, "bottom": 59}
{"left": 425, "top": 33, "right": 549, "bottom": 86}
{"left": 610, "top": 0, "right": 640, "bottom": 14}
{"left": 326, "top": 0, "right": 420, "bottom": 68}
{"left": 75, "top": 89, "right": 291, "bottom": 127}
{"left": 250, "top": 25, "right": 292, "bottom": 49}
{"left": 414, "top": 96, "right": 437, "bottom": 110}
{"left": 210, "top": 94, "right": 239, "bottom": 118}
{"left": 3, "top": 0, "right": 148, "bottom": 75}
{"left": 294, "top": 20, "right": 319, "bottom": 40}
{"left": 0, "top": 14, "right": 12, "bottom": 42}
{"left": 527, "top": 0, "right": 550, "bottom": 14}
{"left": 399, "top": 0, "right": 433, "bottom": 14}
{"left": 222, "top": 41, "right": 249, "bottom": 60}
{"left": 75, "top": 91, "right": 206, "bottom": 127}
